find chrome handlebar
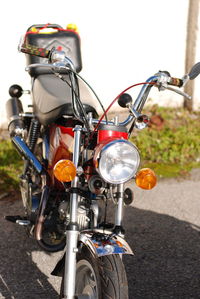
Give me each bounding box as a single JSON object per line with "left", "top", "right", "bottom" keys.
{"left": 26, "top": 51, "right": 191, "bottom": 128}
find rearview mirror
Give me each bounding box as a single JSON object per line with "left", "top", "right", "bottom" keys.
{"left": 188, "top": 62, "right": 200, "bottom": 80}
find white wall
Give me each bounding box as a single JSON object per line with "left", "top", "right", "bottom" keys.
{"left": 0, "top": 0, "right": 196, "bottom": 129}
{"left": 193, "top": 3, "right": 200, "bottom": 110}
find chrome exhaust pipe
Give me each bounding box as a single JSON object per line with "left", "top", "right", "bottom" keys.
{"left": 35, "top": 185, "right": 65, "bottom": 252}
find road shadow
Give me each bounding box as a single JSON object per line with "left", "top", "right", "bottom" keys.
{"left": 1, "top": 198, "right": 200, "bottom": 298}
{"left": 123, "top": 205, "right": 200, "bottom": 299}
{"left": 0, "top": 198, "right": 60, "bottom": 299}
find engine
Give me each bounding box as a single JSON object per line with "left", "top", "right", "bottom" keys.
{"left": 58, "top": 198, "right": 99, "bottom": 230}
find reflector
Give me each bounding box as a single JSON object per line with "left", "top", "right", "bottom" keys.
{"left": 53, "top": 159, "right": 76, "bottom": 182}
{"left": 135, "top": 168, "right": 157, "bottom": 190}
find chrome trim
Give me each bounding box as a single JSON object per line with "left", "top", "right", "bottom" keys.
{"left": 71, "top": 126, "right": 82, "bottom": 223}
{"left": 16, "top": 219, "right": 31, "bottom": 226}
{"left": 19, "top": 113, "right": 34, "bottom": 118}
{"left": 115, "top": 184, "right": 124, "bottom": 226}
{"left": 132, "top": 75, "right": 158, "bottom": 113}
{"left": 79, "top": 229, "right": 134, "bottom": 257}
{"left": 50, "top": 50, "right": 66, "bottom": 64}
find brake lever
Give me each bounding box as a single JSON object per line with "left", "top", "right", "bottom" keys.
{"left": 25, "top": 63, "right": 52, "bottom": 71}
{"left": 25, "top": 63, "right": 70, "bottom": 72}
{"left": 155, "top": 72, "right": 191, "bottom": 99}
{"left": 166, "top": 86, "right": 192, "bottom": 99}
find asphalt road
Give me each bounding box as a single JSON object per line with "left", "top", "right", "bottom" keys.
{"left": 0, "top": 169, "right": 200, "bottom": 299}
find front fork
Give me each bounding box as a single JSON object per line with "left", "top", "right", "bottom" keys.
{"left": 63, "top": 125, "right": 82, "bottom": 299}
{"left": 115, "top": 183, "right": 124, "bottom": 227}
{"left": 63, "top": 126, "right": 125, "bottom": 298}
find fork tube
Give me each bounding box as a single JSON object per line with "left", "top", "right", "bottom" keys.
{"left": 115, "top": 183, "right": 124, "bottom": 226}
{"left": 63, "top": 125, "right": 82, "bottom": 299}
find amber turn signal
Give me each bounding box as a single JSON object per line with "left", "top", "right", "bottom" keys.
{"left": 135, "top": 168, "right": 157, "bottom": 190}
{"left": 53, "top": 159, "right": 76, "bottom": 182}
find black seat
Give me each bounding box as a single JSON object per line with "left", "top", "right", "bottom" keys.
{"left": 32, "top": 74, "right": 99, "bottom": 126}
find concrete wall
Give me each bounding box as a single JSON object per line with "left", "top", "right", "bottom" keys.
{"left": 1, "top": 0, "right": 198, "bottom": 129}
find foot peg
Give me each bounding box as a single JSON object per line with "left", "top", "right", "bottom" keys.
{"left": 5, "top": 215, "right": 30, "bottom": 226}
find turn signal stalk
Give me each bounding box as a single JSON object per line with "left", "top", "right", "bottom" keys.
{"left": 135, "top": 168, "right": 157, "bottom": 190}
{"left": 53, "top": 159, "right": 76, "bottom": 182}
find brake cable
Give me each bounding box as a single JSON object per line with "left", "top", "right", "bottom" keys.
{"left": 93, "top": 81, "right": 156, "bottom": 132}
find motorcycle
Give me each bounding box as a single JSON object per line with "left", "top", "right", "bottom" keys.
{"left": 5, "top": 23, "right": 200, "bottom": 299}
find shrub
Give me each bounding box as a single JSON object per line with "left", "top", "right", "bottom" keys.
{"left": 130, "top": 105, "right": 200, "bottom": 177}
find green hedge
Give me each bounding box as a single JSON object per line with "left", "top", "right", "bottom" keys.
{"left": 0, "top": 138, "right": 22, "bottom": 193}
{"left": 131, "top": 106, "right": 200, "bottom": 177}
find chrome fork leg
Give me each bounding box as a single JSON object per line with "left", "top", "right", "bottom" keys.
{"left": 63, "top": 229, "right": 79, "bottom": 299}
{"left": 115, "top": 183, "right": 124, "bottom": 226}
{"left": 63, "top": 126, "right": 82, "bottom": 299}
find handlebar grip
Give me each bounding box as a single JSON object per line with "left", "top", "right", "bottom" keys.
{"left": 168, "top": 77, "right": 183, "bottom": 88}
{"left": 20, "top": 43, "right": 50, "bottom": 58}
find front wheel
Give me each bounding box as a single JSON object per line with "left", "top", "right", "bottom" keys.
{"left": 60, "top": 246, "right": 128, "bottom": 299}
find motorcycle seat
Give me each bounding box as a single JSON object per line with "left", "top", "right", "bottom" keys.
{"left": 32, "top": 74, "right": 99, "bottom": 125}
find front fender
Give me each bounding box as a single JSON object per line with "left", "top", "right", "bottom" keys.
{"left": 51, "top": 229, "right": 133, "bottom": 276}
{"left": 79, "top": 229, "right": 134, "bottom": 257}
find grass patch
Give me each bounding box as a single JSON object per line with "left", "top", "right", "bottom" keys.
{"left": 130, "top": 105, "right": 200, "bottom": 178}
{"left": 142, "top": 162, "right": 200, "bottom": 178}
{"left": 0, "top": 138, "right": 22, "bottom": 193}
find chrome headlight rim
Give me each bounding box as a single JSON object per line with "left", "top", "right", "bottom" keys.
{"left": 98, "top": 139, "right": 140, "bottom": 184}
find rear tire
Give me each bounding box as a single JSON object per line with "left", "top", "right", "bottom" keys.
{"left": 60, "top": 246, "right": 128, "bottom": 298}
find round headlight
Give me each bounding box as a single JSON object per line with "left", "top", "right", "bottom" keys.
{"left": 98, "top": 139, "right": 140, "bottom": 184}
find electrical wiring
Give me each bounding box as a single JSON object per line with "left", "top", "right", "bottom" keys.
{"left": 74, "top": 72, "right": 108, "bottom": 124}
{"left": 52, "top": 70, "right": 90, "bottom": 132}
{"left": 54, "top": 71, "right": 90, "bottom": 132}
{"left": 68, "top": 71, "right": 91, "bottom": 132}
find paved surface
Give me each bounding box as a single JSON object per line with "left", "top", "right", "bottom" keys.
{"left": 0, "top": 170, "right": 200, "bottom": 299}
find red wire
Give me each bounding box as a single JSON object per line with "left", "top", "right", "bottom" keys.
{"left": 93, "top": 81, "right": 156, "bottom": 132}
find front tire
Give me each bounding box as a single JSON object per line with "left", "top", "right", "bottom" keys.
{"left": 60, "top": 246, "right": 128, "bottom": 299}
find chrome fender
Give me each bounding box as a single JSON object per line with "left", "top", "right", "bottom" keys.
{"left": 79, "top": 229, "right": 134, "bottom": 257}
{"left": 51, "top": 229, "right": 133, "bottom": 277}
